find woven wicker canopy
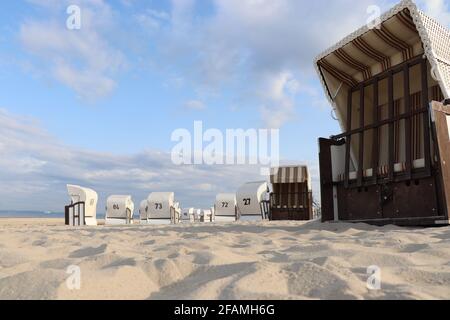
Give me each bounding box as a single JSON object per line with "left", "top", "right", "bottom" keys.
{"left": 315, "top": 0, "right": 450, "bottom": 130}
{"left": 270, "top": 166, "right": 311, "bottom": 188}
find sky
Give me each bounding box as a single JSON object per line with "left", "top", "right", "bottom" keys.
{"left": 1, "top": 0, "right": 449, "bottom": 212}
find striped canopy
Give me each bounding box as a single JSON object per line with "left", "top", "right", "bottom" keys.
{"left": 317, "top": 9, "right": 418, "bottom": 87}
{"left": 270, "top": 166, "right": 310, "bottom": 186}
{"left": 315, "top": 0, "right": 450, "bottom": 128}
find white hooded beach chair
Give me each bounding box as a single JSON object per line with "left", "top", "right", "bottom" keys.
{"left": 193, "top": 208, "right": 202, "bottom": 222}
{"left": 105, "top": 195, "right": 134, "bottom": 225}
{"left": 66, "top": 184, "right": 98, "bottom": 226}
{"left": 201, "top": 209, "right": 214, "bottom": 223}
{"left": 181, "top": 208, "right": 195, "bottom": 223}
{"left": 139, "top": 200, "right": 148, "bottom": 224}
{"left": 236, "top": 182, "right": 270, "bottom": 221}
{"left": 214, "top": 193, "right": 237, "bottom": 222}
{"left": 147, "top": 192, "right": 181, "bottom": 225}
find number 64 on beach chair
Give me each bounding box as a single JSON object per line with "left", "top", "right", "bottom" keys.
{"left": 105, "top": 195, "right": 134, "bottom": 225}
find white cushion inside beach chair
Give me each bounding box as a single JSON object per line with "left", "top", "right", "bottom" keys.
{"left": 338, "top": 158, "right": 426, "bottom": 182}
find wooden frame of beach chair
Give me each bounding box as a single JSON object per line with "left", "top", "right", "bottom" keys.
{"left": 236, "top": 182, "right": 271, "bottom": 221}
{"left": 269, "top": 166, "right": 314, "bottom": 221}
{"left": 315, "top": 0, "right": 450, "bottom": 226}
{"left": 105, "top": 195, "right": 134, "bottom": 225}
{"left": 65, "top": 184, "right": 98, "bottom": 226}
{"left": 214, "top": 193, "right": 238, "bottom": 222}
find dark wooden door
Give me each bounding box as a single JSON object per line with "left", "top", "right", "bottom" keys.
{"left": 430, "top": 101, "right": 450, "bottom": 219}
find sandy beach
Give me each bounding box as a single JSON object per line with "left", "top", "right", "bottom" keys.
{"left": 0, "top": 218, "right": 449, "bottom": 300}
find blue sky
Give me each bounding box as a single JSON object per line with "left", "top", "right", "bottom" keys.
{"left": 0, "top": 0, "right": 448, "bottom": 212}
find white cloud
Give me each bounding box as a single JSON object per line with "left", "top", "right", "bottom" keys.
{"left": 135, "top": 9, "right": 170, "bottom": 31}
{"left": 143, "top": 0, "right": 394, "bottom": 127}
{"left": 18, "top": 0, "right": 449, "bottom": 123}
{"left": 184, "top": 100, "right": 206, "bottom": 110}
{"left": 19, "top": 0, "right": 126, "bottom": 101}
{"left": 194, "top": 183, "right": 215, "bottom": 192}
{"left": 260, "top": 71, "right": 299, "bottom": 129}
{"left": 0, "top": 108, "right": 264, "bottom": 211}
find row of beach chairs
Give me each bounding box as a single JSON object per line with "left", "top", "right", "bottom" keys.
{"left": 65, "top": 181, "right": 271, "bottom": 227}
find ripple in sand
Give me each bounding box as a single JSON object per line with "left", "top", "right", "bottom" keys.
{"left": 0, "top": 251, "right": 28, "bottom": 268}
{"left": 0, "top": 269, "right": 66, "bottom": 300}
{"left": 148, "top": 262, "right": 255, "bottom": 300}
{"left": 32, "top": 238, "right": 48, "bottom": 247}
{"left": 40, "top": 258, "right": 73, "bottom": 270}
{"left": 283, "top": 262, "right": 358, "bottom": 300}
{"left": 140, "top": 258, "right": 187, "bottom": 288}
{"left": 103, "top": 258, "right": 136, "bottom": 269}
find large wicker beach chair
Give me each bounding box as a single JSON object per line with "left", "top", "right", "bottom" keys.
{"left": 270, "top": 166, "right": 314, "bottom": 221}
{"left": 315, "top": 0, "right": 450, "bottom": 226}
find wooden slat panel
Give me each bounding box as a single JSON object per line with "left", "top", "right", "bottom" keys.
{"left": 422, "top": 59, "right": 432, "bottom": 176}
{"left": 372, "top": 79, "right": 379, "bottom": 185}
{"left": 388, "top": 71, "right": 395, "bottom": 181}
{"left": 404, "top": 64, "right": 412, "bottom": 179}
{"left": 358, "top": 85, "right": 365, "bottom": 187}
{"left": 345, "top": 90, "right": 353, "bottom": 189}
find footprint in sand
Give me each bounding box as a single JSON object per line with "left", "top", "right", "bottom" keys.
{"left": 40, "top": 258, "right": 73, "bottom": 270}
{"left": 32, "top": 239, "right": 48, "bottom": 247}
{"left": 167, "top": 253, "right": 180, "bottom": 259}
{"left": 69, "top": 244, "right": 107, "bottom": 258}
{"left": 0, "top": 269, "right": 66, "bottom": 300}
{"left": 189, "top": 251, "right": 214, "bottom": 265}
{"left": 103, "top": 257, "right": 136, "bottom": 269}
{"left": 399, "top": 243, "right": 431, "bottom": 253}
{"left": 148, "top": 262, "right": 255, "bottom": 300}
{"left": 0, "top": 251, "right": 28, "bottom": 268}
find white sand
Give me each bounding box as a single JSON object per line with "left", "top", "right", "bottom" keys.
{"left": 0, "top": 218, "right": 449, "bottom": 300}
